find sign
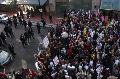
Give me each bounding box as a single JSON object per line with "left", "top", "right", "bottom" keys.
{"left": 53, "top": 56, "right": 59, "bottom": 66}
{"left": 100, "top": 0, "right": 120, "bottom": 10}
{"left": 43, "top": 36, "right": 49, "bottom": 48}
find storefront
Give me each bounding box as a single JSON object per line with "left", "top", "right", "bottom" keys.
{"left": 100, "top": 0, "right": 120, "bottom": 10}
{"left": 17, "top": 0, "right": 48, "bottom": 15}
{"left": 100, "top": 0, "right": 120, "bottom": 19}
{"left": 0, "top": 0, "right": 48, "bottom": 13}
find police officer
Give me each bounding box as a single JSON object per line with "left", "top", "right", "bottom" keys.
{"left": 8, "top": 44, "right": 16, "bottom": 57}
{"left": 20, "top": 34, "right": 26, "bottom": 47}
{"left": 28, "top": 28, "right": 34, "bottom": 40}
{"left": 28, "top": 20, "right": 32, "bottom": 29}
{"left": 36, "top": 22, "right": 41, "bottom": 34}
{"left": 41, "top": 19, "right": 46, "bottom": 28}
{"left": 0, "top": 32, "right": 7, "bottom": 45}
{"left": 23, "top": 19, "right": 27, "bottom": 30}
{"left": 13, "top": 18, "right": 17, "bottom": 28}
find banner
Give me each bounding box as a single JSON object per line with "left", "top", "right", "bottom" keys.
{"left": 100, "top": 0, "right": 120, "bottom": 10}
{"left": 43, "top": 36, "right": 49, "bottom": 48}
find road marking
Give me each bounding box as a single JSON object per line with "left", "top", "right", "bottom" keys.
{"left": 21, "top": 59, "right": 27, "bottom": 69}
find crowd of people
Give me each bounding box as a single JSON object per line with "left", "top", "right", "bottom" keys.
{"left": 34, "top": 9, "right": 120, "bottom": 79}
{"left": 0, "top": 9, "right": 120, "bottom": 79}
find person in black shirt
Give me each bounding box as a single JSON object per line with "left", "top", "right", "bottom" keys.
{"left": 28, "top": 28, "right": 34, "bottom": 40}
{"left": 20, "top": 34, "right": 26, "bottom": 47}
{"left": 28, "top": 20, "right": 32, "bottom": 29}
{"left": 8, "top": 44, "right": 16, "bottom": 57}
{"left": 0, "top": 32, "right": 7, "bottom": 45}
{"left": 13, "top": 18, "right": 17, "bottom": 28}
{"left": 36, "top": 22, "right": 41, "bottom": 34}
{"left": 49, "top": 14, "right": 53, "bottom": 23}
{"left": 23, "top": 19, "right": 27, "bottom": 30}
{"left": 7, "top": 17, "right": 12, "bottom": 26}
{"left": 41, "top": 19, "right": 46, "bottom": 28}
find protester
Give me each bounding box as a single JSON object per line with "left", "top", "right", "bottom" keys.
{"left": 0, "top": 9, "right": 119, "bottom": 79}
{"left": 33, "top": 9, "right": 120, "bottom": 79}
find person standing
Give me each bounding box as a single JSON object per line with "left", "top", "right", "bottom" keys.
{"left": 28, "top": 28, "right": 34, "bottom": 40}
{"left": 13, "top": 18, "right": 17, "bottom": 28}
{"left": 20, "top": 34, "right": 26, "bottom": 47}
{"left": 7, "top": 26, "right": 14, "bottom": 38}
{"left": 28, "top": 20, "right": 32, "bottom": 29}
{"left": 4, "top": 26, "right": 10, "bottom": 37}
{"left": 0, "top": 32, "right": 7, "bottom": 45}
{"left": 23, "top": 19, "right": 27, "bottom": 30}
{"left": 8, "top": 44, "right": 16, "bottom": 57}
{"left": 41, "top": 19, "right": 46, "bottom": 28}
{"left": 7, "top": 17, "right": 12, "bottom": 26}
{"left": 49, "top": 14, "right": 53, "bottom": 23}
{"left": 18, "top": 16, "right": 23, "bottom": 25}
{"left": 36, "top": 22, "right": 41, "bottom": 34}
{"left": 24, "top": 31, "right": 30, "bottom": 45}
{"left": 0, "top": 37, "right": 4, "bottom": 48}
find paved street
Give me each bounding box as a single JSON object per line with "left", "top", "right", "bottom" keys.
{"left": 0, "top": 21, "right": 52, "bottom": 72}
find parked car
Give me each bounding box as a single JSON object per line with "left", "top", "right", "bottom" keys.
{"left": 0, "top": 50, "right": 13, "bottom": 65}
{"left": 0, "top": 14, "right": 8, "bottom": 23}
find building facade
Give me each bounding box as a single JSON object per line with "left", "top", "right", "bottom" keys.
{"left": 92, "top": 0, "right": 101, "bottom": 10}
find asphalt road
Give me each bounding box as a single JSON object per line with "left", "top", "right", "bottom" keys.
{"left": 0, "top": 23, "right": 52, "bottom": 72}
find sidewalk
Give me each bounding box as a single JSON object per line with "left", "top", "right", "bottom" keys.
{"left": 30, "top": 15, "right": 62, "bottom": 25}
{"left": 0, "top": 12, "right": 62, "bottom": 24}
{"left": 0, "top": 12, "right": 62, "bottom": 28}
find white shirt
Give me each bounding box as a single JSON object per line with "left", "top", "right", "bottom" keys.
{"left": 84, "top": 65, "right": 89, "bottom": 70}
{"left": 51, "top": 72, "right": 57, "bottom": 78}
{"left": 35, "top": 62, "right": 40, "bottom": 71}
{"left": 90, "top": 60, "right": 93, "bottom": 66}
{"left": 115, "top": 60, "right": 119, "bottom": 65}
{"left": 67, "top": 65, "right": 75, "bottom": 70}
{"left": 62, "top": 64, "right": 67, "bottom": 69}
{"left": 78, "top": 65, "right": 82, "bottom": 70}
